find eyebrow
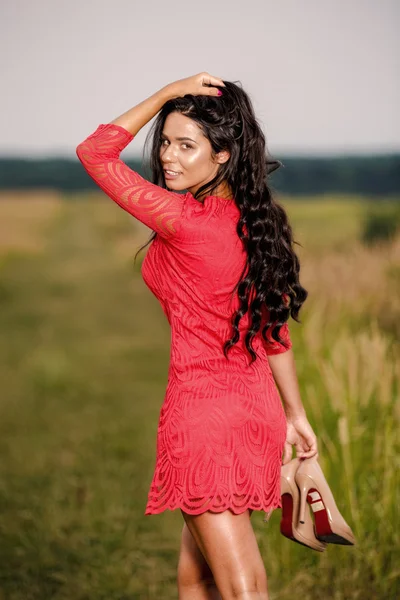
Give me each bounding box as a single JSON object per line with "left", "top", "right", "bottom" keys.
{"left": 161, "top": 133, "right": 198, "bottom": 144}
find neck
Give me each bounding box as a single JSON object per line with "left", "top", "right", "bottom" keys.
{"left": 197, "top": 181, "right": 233, "bottom": 202}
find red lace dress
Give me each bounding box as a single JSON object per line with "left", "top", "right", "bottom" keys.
{"left": 76, "top": 123, "right": 292, "bottom": 516}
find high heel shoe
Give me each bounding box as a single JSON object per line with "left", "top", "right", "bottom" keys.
{"left": 295, "top": 455, "right": 356, "bottom": 546}
{"left": 280, "top": 457, "right": 327, "bottom": 552}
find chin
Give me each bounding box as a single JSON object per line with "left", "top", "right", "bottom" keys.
{"left": 164, "top": 180, "right": 187, "bottom": 192}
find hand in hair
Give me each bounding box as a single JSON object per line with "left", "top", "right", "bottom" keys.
{"left": 166, "top": 72, "right": 226, "bottom": 99}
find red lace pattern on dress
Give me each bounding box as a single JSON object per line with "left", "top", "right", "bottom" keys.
{"left": 76, "top": 123, "right": 185, "bottom": 238}
{"left": 76, "top": 123, "right": 292, "bottom": 516}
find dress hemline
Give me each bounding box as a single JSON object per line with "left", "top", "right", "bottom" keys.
{"left": 144, "top": 499, "right": 282, "bottom": 517}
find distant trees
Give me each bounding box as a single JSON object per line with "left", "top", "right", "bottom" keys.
{"left": 0, "top": 154, "right": 399, "bottom": 196}
{"left": 270, "top": 155, "right": 400, "bottom": 196}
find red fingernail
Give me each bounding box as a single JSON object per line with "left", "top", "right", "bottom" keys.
{"left": 217, "top": 90, "right": 223, "bottom": 96}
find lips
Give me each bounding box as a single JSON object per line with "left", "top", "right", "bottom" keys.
{"left": 163, "top": 168, "right": 182, "bottom": 180}
{"left": 164, "top": 169, "right": 181, "bottom": 175}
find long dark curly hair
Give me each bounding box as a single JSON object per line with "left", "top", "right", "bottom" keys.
{"left": 134, "top": 80, "right": 308, "bottom": 364}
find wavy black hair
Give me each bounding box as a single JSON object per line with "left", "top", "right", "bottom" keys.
{"left": 134, "top": 80, "right": 308, "bottom": 364}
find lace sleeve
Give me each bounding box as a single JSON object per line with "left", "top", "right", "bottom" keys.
{"left": 260, "top": 297, "right": 293, "bottom": 355}
{"left": 75, "top": 123, "right": 185, "bottom": 239}
{"left": 262, "top": 322, "right": 292, "bottom": 355}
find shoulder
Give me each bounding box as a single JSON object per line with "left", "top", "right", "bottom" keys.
{"left": 174, "top": 193, "right": 239, "bottom": 244}
{"left": 181, "top": 193, "right": 239, "bottom": 221}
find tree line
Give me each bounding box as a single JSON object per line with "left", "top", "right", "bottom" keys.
{"left": 0, "top": 154, "right": 399, "bottom": 196}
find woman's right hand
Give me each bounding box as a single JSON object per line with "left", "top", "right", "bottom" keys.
{"left": 165, "top": 72, "right": 226, "bottom": 99}
{"left": 282, "top": 413, "right": 318, "bottom": 465}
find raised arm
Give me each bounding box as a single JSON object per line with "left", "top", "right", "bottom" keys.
{"left": 76, "top": 74, "right": 225, "bottom": 240}
{"left": 76, "top": 122, "right": 185, "bottom": 239}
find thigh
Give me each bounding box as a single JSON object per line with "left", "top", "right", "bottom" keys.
{"left": 181, "top": 508, "right": 267, "bottom": 598}
{"left": 178, "top": 521, "right": 214, "bottom": 584}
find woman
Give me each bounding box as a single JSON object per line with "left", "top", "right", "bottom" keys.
{"left": 76, "top": 72, "right": 318, "bottom": 600}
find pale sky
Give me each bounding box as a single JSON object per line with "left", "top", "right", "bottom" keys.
{"left": 1, "top": 0, "right": 399, "bottom": 157}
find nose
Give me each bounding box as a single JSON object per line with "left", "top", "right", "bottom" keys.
{"left": 161, "top": 143, "right": 178, "bottom": 164}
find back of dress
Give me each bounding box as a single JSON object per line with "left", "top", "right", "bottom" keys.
{"left": 142, "top": 190, "right": 251, "bottom": 355}
{"left": 76, "top": 122, "right": 292, "bottom": 363}
{"left": 76, "top": 122, "right": 293, "bottom": 516}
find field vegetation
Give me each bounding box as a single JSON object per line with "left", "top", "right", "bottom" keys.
{"left": 0, "top": 191, "right": 399, "bottom": 599}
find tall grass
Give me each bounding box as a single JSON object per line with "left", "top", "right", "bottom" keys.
{"left": 0, "top": 193, "right": 398, "bottom": 599}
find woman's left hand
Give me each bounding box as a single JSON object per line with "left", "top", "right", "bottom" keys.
{"left": 282, "top": 414, "right": 318, "bottom": 464}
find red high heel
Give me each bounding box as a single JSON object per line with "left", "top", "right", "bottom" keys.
{"left": 295, "top": 455, "right": 356, "bottom": 546}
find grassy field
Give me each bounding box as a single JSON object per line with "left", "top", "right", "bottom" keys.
{"left": 0, "top": 191, "right": 399, "bottom": 599}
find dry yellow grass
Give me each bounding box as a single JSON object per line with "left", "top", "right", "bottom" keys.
{"left": 0, "top": 191, "right": 399, "bottom": 598}
{"left": 0, "top": 191, "right": 63, "bottom": 256}
{"left": 298, "top": 232, "right": 400, "bottom": 337}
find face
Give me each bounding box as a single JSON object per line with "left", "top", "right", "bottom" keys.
{"left": 159, "top": 112, "right": 230, "bottom": 197}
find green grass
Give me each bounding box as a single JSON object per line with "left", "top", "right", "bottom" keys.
{"left": 0, "top": 194, "right": 399, "bottom": 599}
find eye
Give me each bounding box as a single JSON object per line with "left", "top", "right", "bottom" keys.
{"left": 160, "top": 139, "right": 193, "bottom": 150}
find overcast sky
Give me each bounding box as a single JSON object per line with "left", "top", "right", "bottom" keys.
{"left": 1, "top": 0, "right": 399, "bottom": 157}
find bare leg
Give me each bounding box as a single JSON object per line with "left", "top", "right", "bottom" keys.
{"left": 181, "top": 508, "right": 268, "bottom": 600}
{"left": 177, "top": 521, "right": 222, "bottom": 599}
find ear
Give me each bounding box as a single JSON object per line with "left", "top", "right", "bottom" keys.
{"left": 215, "top": 149, "right": 230, "bottom": 165}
